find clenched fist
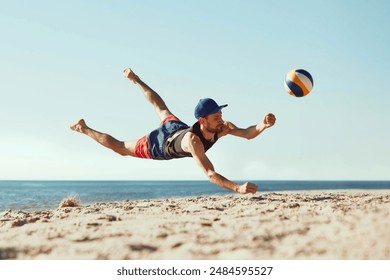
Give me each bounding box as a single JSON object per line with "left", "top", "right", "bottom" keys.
{"left": 263, "top": 113, "right": 276, "bottom": 128}
{"left": 238, "top": 182, "right": 257, "bottom": 194}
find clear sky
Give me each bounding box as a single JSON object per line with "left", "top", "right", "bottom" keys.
{"left": 1, "top": 0, "right": 389, "bottom": 181}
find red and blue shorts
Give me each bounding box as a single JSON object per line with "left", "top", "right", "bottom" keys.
{"left": 134, "top": 116, "right": 189, "bottom": 160}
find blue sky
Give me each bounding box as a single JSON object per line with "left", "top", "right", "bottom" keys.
{"left": 1, "top": 0, "right": 389, "bottom": 180}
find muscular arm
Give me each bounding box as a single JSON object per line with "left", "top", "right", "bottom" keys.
{"left": 182, "top": 133, "right": 256, "bottom": 194}
{"left": 221, "top": 113, "right": 276, "bottom": 140}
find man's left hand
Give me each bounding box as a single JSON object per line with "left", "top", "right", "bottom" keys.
{"left": 238, "top": 182, "right": 257, "bottom": 194}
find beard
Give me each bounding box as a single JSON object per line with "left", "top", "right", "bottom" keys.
{"left": 204, "top": 124, "right": 223, "bottom": 134}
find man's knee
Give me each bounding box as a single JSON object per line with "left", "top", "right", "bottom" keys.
{"left": 120, "top": 141, "right": 136, "bottom": 157}
{"left": 158, "top": 109, "right": 175, "bottom": 122}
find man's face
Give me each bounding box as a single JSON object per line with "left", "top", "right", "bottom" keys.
{"left": 202, "top": 111, "right": 224, "bottom": 133}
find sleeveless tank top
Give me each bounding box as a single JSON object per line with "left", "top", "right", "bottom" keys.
{"left": 163, "top": 121, "right": 218, "bottom": 159}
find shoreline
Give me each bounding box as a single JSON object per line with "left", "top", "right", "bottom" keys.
{"left": 1, "top": 190, "right": 390, "bottom": 260}
{"left": 2, "top": 179, "right": 390, "bottom": 212}
{"left": 2, "top": 187, "right": 390, "bottom": 213}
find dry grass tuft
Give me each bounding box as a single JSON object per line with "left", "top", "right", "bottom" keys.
{"left": 59, "top": 195, "right": 81, "bottom": 208}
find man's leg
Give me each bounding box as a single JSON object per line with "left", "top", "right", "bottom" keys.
{"left": 123, "top": 68, "right": 176, "bottom": 122}
{"left": 70, "top": 119, "right": 137, "bottom": 157}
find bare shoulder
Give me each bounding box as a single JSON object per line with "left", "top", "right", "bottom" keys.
{"left": 224, "top": 120, "right": 238, "bottom": 129}
{"left": 184, "top": 131, "right": 200, "bottom": 142}
{"left": 218, "top": 121, "right": 237, "bottom": 138}
{"left": 181, "top": 132, "right": 202, "bottom": 152}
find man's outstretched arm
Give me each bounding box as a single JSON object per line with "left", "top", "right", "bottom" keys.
{"left": 224, "top": 113, "right": 276, "bottom": 140}
{"left": 183, "top": 132, "right": 257, "bottom": 194}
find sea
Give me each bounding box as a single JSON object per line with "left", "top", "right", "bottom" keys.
{"left": 1, "top": 180, "right": 390, "bottom": 212}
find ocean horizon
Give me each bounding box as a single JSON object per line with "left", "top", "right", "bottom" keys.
{"left": 1, "top": 180, "right": 390, "bottom": 212}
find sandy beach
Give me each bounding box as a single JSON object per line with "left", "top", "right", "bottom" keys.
{"left": 1, "top": 190, "right": 390, "bottom": 260}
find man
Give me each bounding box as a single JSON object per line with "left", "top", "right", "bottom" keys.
{"left": 71, "top": 68, "right": 276, "bottom": 194}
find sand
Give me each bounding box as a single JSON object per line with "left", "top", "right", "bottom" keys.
{"left": 1, "top": 190, "right": 390, "bottom": 260}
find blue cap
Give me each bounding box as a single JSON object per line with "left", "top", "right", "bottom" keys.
{"left": 194, "top": 98, "right": 228, "bottom": 119}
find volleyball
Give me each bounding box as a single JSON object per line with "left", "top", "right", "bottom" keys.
{"left": 284, "top": 69, "right": 313, "bottom": 97}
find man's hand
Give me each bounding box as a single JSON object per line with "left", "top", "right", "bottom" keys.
{"left": 238, "top": 182, "right": 257, "bottom": 194}
{"left": 262, "top": 113, "right": 276, "bottom": 129}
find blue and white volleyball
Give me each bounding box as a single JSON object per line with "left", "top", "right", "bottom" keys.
{"left": 284, "top": 69, "right": 313, "bottom": 97}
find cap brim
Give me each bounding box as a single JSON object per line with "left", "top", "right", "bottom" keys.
{"left": 218, "top": 104, "right": 228, "bottom": 112}
{"left": 209, "top": 104, "right": 228, "bottom": 115}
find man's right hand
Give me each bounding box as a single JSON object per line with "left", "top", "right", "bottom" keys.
{"left": 238, "top": 182, "right": 257, "bottom": 194}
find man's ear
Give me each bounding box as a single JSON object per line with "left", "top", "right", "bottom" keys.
{"left": 198, "top": 117, "right": 205, "bottom": 124}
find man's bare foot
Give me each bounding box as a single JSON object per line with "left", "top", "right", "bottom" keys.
{"left": 123, "top": 68, "right": 138, "bottom": 83}
{"left": 70, "top": 119, "right": 88, "bottom": 133}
